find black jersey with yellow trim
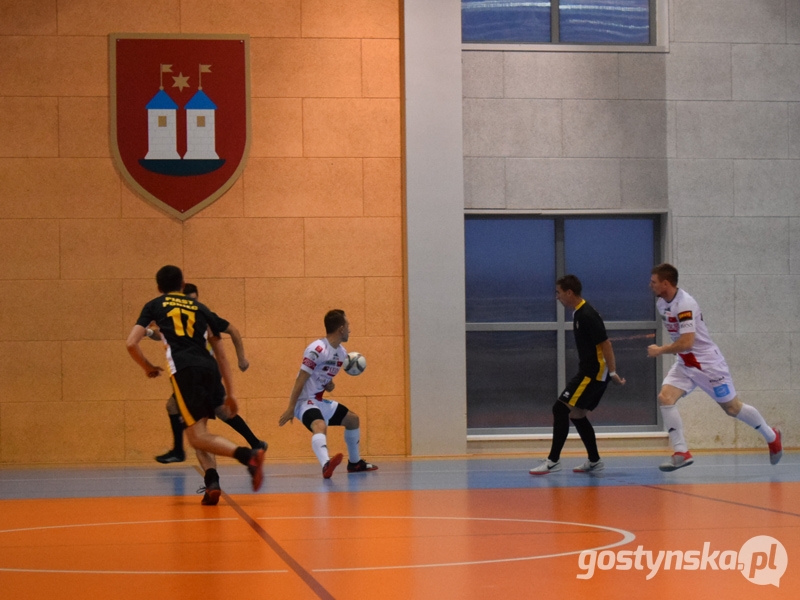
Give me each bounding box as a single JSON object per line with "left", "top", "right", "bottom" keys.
{"left": 136, "top": 292, "right": 222, "bottom": 374}
{"left": 572, "top": 299, "right": 609, "bottom": 380}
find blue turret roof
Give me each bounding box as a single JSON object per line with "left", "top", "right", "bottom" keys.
{"left": 185, "top": 90, "right": 217, "bottom": 110}
{"left": 145, "top": 90, "right": 178, "bottom": 110}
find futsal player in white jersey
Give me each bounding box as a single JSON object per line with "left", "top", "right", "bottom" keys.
{"left": 278, "top": 309, "right": 378, "bottom": 478}
{"left": 647, "top": 263, "right": 782, "bottom": 471}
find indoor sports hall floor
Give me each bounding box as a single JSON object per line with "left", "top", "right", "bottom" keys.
{"left": 1, "top": 452, "right": 798, "bottom": 600}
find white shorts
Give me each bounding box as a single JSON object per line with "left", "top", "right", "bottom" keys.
{"left": 662, "top": 360, "right": 738, "bottom": 404}
{"left": 294, "top": 396, "right": 340, "bottom": 423}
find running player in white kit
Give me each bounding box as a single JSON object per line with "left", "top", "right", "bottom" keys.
{"left": 647, "top": 263, "right": 783, "bottom": 471}
{"left": 278, "top": 309, "right": 378, "bottom": 478}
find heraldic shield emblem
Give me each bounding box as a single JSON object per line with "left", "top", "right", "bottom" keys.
{"left": 110, "top": 34, "right": 251, "bottom": 220}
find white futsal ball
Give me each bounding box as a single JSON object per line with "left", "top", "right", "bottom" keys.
{"left": 344, "top": 352, "right": 367, "bottom": 376}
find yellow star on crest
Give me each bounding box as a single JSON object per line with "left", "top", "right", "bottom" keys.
{"left": 172, "top": 72, "right": 190, "bottom": 92}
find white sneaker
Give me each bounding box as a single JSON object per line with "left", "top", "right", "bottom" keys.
{"left": 529, "top": 459, "right": 561, "bottom": 475}
{"left": 573, "top": 459, "right": 605, "bottom": 473}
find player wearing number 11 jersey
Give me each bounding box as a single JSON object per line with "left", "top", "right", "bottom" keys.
{"left": 126, "top": 265, "right": 264, "bottom": 500}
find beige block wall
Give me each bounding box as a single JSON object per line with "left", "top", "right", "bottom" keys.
{"left": 0, "top": 0, "right": 404, "bottom": 464}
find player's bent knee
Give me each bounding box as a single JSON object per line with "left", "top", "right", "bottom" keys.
{"left": 343, "top": 412, "right": 360, "bottom": 429}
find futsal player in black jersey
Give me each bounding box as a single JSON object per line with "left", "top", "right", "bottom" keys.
{"left": 126, "top": 265, "right": 264, "bottom": 503}
{"left": 147, "top": 283, "right": 267, "bottom": 465}
{"left": 530, "top": 275, "right": 626, "bottom": 475}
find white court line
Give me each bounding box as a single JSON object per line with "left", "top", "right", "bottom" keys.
{"left": 255, "top": 515, "right": 636, "bottom": 572}
{"left": 0, "top": 515, "right": 634, "bottom": 575}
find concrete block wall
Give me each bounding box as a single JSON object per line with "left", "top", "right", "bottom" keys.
{"left": 462, "top": 0, "right": 799, "bottom": 450}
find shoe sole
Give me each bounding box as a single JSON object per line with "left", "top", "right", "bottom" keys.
{"left": 249, "top": 449, "right": 265, "bottom": 492}
{"left": 323, "top": 453, "right": 343, "bottom": 479}
{"left": 573, "top": 465, "right": 605, "bottom": 473}
{"left": 155, "top": 455, "right": 185, "bottom": 464}
{"left": 529, "top": 467, "right": 561, "bottom": 475}
{"left": 347, "top": 464, "right": 378, "bottom": 473}
{"left": 659, "top": 459, "right": 693, "bottom": 472}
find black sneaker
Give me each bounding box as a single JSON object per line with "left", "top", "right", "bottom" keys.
{"left": 248, "top": 448, "right": 265, "bottom": 491}
{"left": 347, "top": 459, "right": 378, "bottom": 473}
{"left": 198, "top": 481, "right": 221, "bottom": 506}
{"left": 155, "top": 449, "right": 185, "bottom": 464}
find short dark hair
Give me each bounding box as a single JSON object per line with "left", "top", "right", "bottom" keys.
{"left": 652, "top": 263, "right": 678, "bottom": 286}
{"left": 156, "top": 265, "right": 183, "bottom": 293}
{"left": 183, "top": 282, "right": 198, "bottom": 296}
{"left": 324, "top": 309, "right": 347, "bottom": 334}
{"left": 556, "top": 274, "right": 582, "bottom": 296}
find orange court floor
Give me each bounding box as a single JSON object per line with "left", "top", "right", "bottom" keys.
{"left": 0, "top": 452, "right": 798, "bottom": 600}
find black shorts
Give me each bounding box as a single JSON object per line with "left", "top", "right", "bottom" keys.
{"left": 301, "top": 403, "right": 349, "bottom": 432}
{"left": 170, "top": 367, "right": 226, "bottom": 426}
{"left": 559, "top": 373, "right": 608, "bottom": 411}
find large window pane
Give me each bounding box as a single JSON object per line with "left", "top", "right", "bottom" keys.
{"left": 564, "top": 218, "right": 655, "bottom": 321}
{"left": 565, "top": 329, "right": 658, "bottom": 425}
{"left": 467, "top": 331, "right": 558, "bottom": 428}
{"left": 462, "top": 0, "right": 551, "bottom": 43}
{"left": 560, "top": 0, "right": 650, "bottom": 44}
{"left": 465, "top": 217, "right": 556, "bottom": 322}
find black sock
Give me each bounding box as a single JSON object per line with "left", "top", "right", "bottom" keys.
{"left": 571, "top": 417, "right": 600, "bottom": 463}
{"left": 204, "top": 468, "right": 219, "bottom": 487}
{"left": 223, "top": 415, "right": 260, "bottom": 447}
{"left": 549, "top": 401, "right": 571, "bottom": 462}
{"left": 168, "top": 414, "right": 185, "bottom": 454}
{"left": 233, "top": 447, "right": 252, "bottom": 466}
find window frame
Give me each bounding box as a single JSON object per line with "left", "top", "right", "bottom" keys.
{"left": 461, "top": 0, "right": 669, "bottom": 53}
{"left": 464, "top": 209, "right": 667, "bottom": 437}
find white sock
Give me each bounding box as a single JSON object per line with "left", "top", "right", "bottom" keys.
{"left": 311, "top": 433, "right": 330, "bottom": 466}
{"left": 735, "top": 404, "right": 776, "bottom": 443}
{"left": 344, "top": 428, "right": 361, "bottom": 463}
{"left": 660, "top": 404, "right": 688, "bottom": 453}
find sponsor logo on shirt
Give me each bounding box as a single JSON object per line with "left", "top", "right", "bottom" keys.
{"left": 678, "top": 311, "right": 693, "bottom": 322}
{"left": 303, "top": 357, "right": 317, "bottom": 369}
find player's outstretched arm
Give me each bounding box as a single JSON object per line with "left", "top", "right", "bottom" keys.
{"left": 126, "top": 324, "right": 163, "bottom": 378}
{"left": 210, "top": 333, "right": 238, "bottom": 417}
{"left": 279, "top": 370, "right": 311, "bottom": 426}
{"left": 223, "top": 322, "right": 249, "bottom": 372}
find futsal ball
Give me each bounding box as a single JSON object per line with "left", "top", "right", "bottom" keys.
{"left": 344, "top": 352, "right": 367, "bottom": 376}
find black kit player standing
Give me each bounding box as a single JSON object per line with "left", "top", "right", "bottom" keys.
{"left": 529, "top": 274, "right": 626, "bottom": 475}
{"left": 126, "top": 265, "right": 264, "bottom": 504}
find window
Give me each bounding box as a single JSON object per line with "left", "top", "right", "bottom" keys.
{"left": 462, "top": 0, "right": 654, "bottom": 45}
{"left": 197, "top": 115, "right": 206, "bottom": 127}
{"left": 158, "top": 115, "right": 167, "bottom": 127}
{"left": 464, "top": 214, "right": 661, "bottom": 433}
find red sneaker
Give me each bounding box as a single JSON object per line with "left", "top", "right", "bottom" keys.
{"left": 768, "top": 428, "right": 783, "bottom": 465}
{"left": 658, "top": 451, "right": 693, "bottom": 472}
{"left": 248, "top": 448, "right": 265, "bottom": 491}
{"left": 347, "top": 459, "right": 378, "bottom": 473}
{"left": 322, "top": 453, "right": 343, "bottom": 479}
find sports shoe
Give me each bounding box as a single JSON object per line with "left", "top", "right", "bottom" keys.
{"left": 155, "top": 449, "right": 185, "bottom": 464}
{"left": 529, "top": 459, "right": 562, "bottom": 475}
{"left": 347, "top": 459, "right": 378, "bottom": 473}
{"left": 248, "top": 448, "right": 265, "bottom": 491}
{"left": 768, "top": 427, "right": 783, "bottom": 465}
{"left": 573, "top": 459, "right": 605, "bottom": 473}
{"left": 659, "top": 451, "right": 693, "bottom": 472}
{"left": 198, "top": 481, "right": 221, "bottom": 506}
{"left": 322, "top": 453, "right": 343, "bottom": 479}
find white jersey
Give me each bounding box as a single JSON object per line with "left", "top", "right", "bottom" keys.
{"left": 656, "top": 288, "right": 724, "bottom": 369}
{"left": 297, "top": 337, "right": 347, "bottom": 401}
